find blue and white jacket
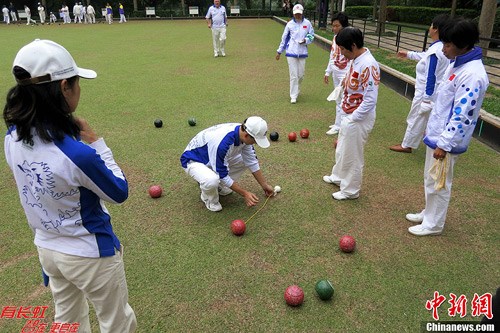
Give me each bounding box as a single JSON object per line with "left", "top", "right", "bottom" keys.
{"left": 277, "top": 18, "right": 314, "bottom": 58}
{"left": 4, "top": 127, "right": 128, "bottom": 258}
{"left": 180, "top": 123, "right": 260, "bottom": 188}
{"left": 424, "top": 47, "right": 489, "bottom": 154}
{"left": 407, "top": 40, "right": 449, "bottom": 103}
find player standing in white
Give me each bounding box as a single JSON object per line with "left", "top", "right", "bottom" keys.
{"left": 37, "top": 3, "right": 46, "bottom": 24}
{"left": 389, "top": 14, "right": 450, "bottom": 154}
{"left": 323, "top": 27, "right": 380, "bottom": 200}
{"left": 324, "top": 12, "right": 350, "bottom": 135}
{"left": 86, "top": 4, "right": 95, "bottom": 24}
{"left": 206, "top": 0, "right": 228, "bottom": 57}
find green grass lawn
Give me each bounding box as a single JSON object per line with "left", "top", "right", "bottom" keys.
{"left": 0, "top": 20, "right": 499, "bottom": 332}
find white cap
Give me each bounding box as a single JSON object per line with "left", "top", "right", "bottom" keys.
{"left": 13, "top": 39, "right": 96, "bottom": 85}
{"left": 292, "top": 4, "right": 303, "bottom": 14}
{"left": 244, "top": 116, "right": 270, "bottom": 148}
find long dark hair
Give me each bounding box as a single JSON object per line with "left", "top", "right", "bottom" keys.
{"left": 3, "top": 66, "right": 80, "bottom": 144}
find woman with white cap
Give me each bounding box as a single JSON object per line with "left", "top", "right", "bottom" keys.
{"left": 3, "top": 39, "right": 136, "bottom": 333}
{"left": 276, "top": 3, "right": 314, "bottom": 104}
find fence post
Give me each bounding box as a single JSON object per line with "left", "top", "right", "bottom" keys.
{"left": 396, "top": 25, "right": 401, "bottom": 53}
{"left": 422, "top": 29, "right": 429, "bottom": 51}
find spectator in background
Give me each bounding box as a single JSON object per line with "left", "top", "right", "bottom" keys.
{"left": 324, "top": 12, "right": 350, "bottom": 135}
{"left": 389, "top": 14, "right": 450, "bottom": 154}
{"left": 78, "top": 2, "right": 84, "bottom": 22}
{"left": 49, "top": 11, "right": 57, "bottom": 24}
{"left": 62, "top": 3, "right": 71, "bottom": 24}
{"left": 322, "top": 27, "right": 380, "bottom": 201}
{"left": 276, "top": 4, "right": 314, "bottom": 104}
{"left": 405, "top": 19, "right": 489, "bottom": 236}
{"left": 119, "top": 2, "right": 126, "bottom": 23}
{"left": 9, "top": 2, "right": 17, "bottom": 22}
{"left": 2, "top": 5, "right": 10, "bottom": 24}
{"left": 86, "top": 3, "right": 95, "bottom": 24}
{"left": 38, "top": 2, "right": 46, "bottom": 24}
{"left": 206, "top": 0, "right": 228, "bottom": 57}
{"left": 106, "top": 3, "right": 113, "bottom": 24}
{"left": 73, "top": 2, "right": 81, "bottom": 23}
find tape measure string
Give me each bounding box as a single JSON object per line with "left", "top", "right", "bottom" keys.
{"left": 245, "top": 194, "right": 272, "bottom": 224}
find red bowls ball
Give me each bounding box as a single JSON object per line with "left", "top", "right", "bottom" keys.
{"left": 284, "top": 285, "right": 304, "bottom": 306}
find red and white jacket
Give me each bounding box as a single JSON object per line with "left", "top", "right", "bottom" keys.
{"left": 341, "top": 48, "right": 380, "bottom": 122}
{"left": 325, "top": 35, "right": 350, "bottom": 79}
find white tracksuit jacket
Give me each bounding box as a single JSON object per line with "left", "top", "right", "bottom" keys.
{"left": 277, "top": 17, "right": 314, "bottom": 58}
{"left": 424, "top": 47, "right": 489, "bottom": 154}
{"left": 180, "top": 123, "right": 260, "bottom": 188}
{"left": 4, "top": 127, "right": 128, "bottom": 258}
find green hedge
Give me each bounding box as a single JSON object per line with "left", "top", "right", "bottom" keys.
{"left": 130, "top": 9, "right": 282, "bottom": 18}
{"left": 345, "top": 6, "right": 479, "bottom": 24}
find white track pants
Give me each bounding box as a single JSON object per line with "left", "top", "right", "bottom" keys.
{"left": 287, "top": 57, "right": 306, "bottom": 99}
{"left": 211, "top": 27, "right": 226, "bottom": 55}
{"left": 329, "top": 114, "right": 375, "bottom": 197}
{"left": 418, "top": 147, "right": 458, "bottom": 231}
{"left": 185, "top": 157, "right": 246, "bottom": 207}
{"left": 331, "top": 71, "right": 347, "bottom": 128}
{"left": 401, "top": 96, "right": 430, "bottom": 149}
{"left": 37, "top": 247, "right": 136, "bottom": 333}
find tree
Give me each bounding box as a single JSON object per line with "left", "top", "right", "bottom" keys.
{"left": 451, "top": 0, "right": 457, "bottom": 17}
{"left": 377, "top": 0, "right": 387, "bottom": 34}
{"left": 478, "top": 0, "right": 497, "bottom": 53}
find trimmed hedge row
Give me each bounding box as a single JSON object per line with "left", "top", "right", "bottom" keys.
{"left": 345, "top": 6, "right": 478, "bottom": 24}
{"left": 129, "top": 9, "right": 283, "bottom": 18}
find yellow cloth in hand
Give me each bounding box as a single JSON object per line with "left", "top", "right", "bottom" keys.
{"left": 428, "top": 154, "right": 450, "bottom": 190}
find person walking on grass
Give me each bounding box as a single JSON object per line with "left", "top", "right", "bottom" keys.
{"left": 389, "top": 14, "right": 450, "bottom": 154}
{"left": 405, "top": 19, "right": 489, "bottom": 236}
{"left": 322, "top": 27, "right": 380, "bottom": 201}
{"left": 119, "top": 2, "right": 126, "bottom": 23}
{"left": 324, "top": 12, "right": 350, "bottom": 135}
{"left": 276, "top": 4, "right": 314, "bottom": 104}
{"left": 206, "top": 0, "right": 228, "bottom": 57}
{"left": 181, "top": 117, "right": 275, "bottom": 212}
{"left": 3, "top": 39, "right": 137, "bottom": 332}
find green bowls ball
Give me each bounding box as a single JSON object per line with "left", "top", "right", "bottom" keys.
{"left": 315, "top": 279, "right": 334, "bottom": 301}
{"left": 188, "top": 118, "right": 197, "bottom": 126}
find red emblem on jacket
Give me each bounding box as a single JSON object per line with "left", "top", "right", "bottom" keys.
{"left": 449, "top": 74, "right": 456, "bottom": 81}
{"left": 303, "top": 25, "right": 307, "bottom": 28}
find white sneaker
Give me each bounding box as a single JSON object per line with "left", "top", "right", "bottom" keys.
{"left": 406, "top": 212, "right": 424, "bottom": 223}
{"left": 290, "top": 98, "right": 297, "bottom": 104}
{"left": 200, "top": 193, "right": 222, "bottom": 212}
{"left": 214, "top": 54, "right": 218, "bottom": 58}
{"left": 329, "top": 124, "right": 336, "bottom": 128}
{"left": 221, "top": 52, "right": 226, "bottom": 57}
{"left": 408, "top": 224, "right": 442, "bottom": 236}
{"left": 218, "top": 186, "right": 233, "bottom": 196}
{"left": 326, "top": 128, "right": 339, "bottom": 135}
{"left": 332, "top": 191, "right": 359, "bottom": 200}
{"left": 322, "top": 175, "right": 340, "bottom": 186}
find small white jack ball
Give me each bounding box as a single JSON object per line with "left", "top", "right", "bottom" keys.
{"left": 274, "top": 185, "right": 281, "bottom": 193}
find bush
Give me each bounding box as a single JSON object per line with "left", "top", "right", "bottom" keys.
{"left": 346, "top": 6, "right": 479, "bottom": 24}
